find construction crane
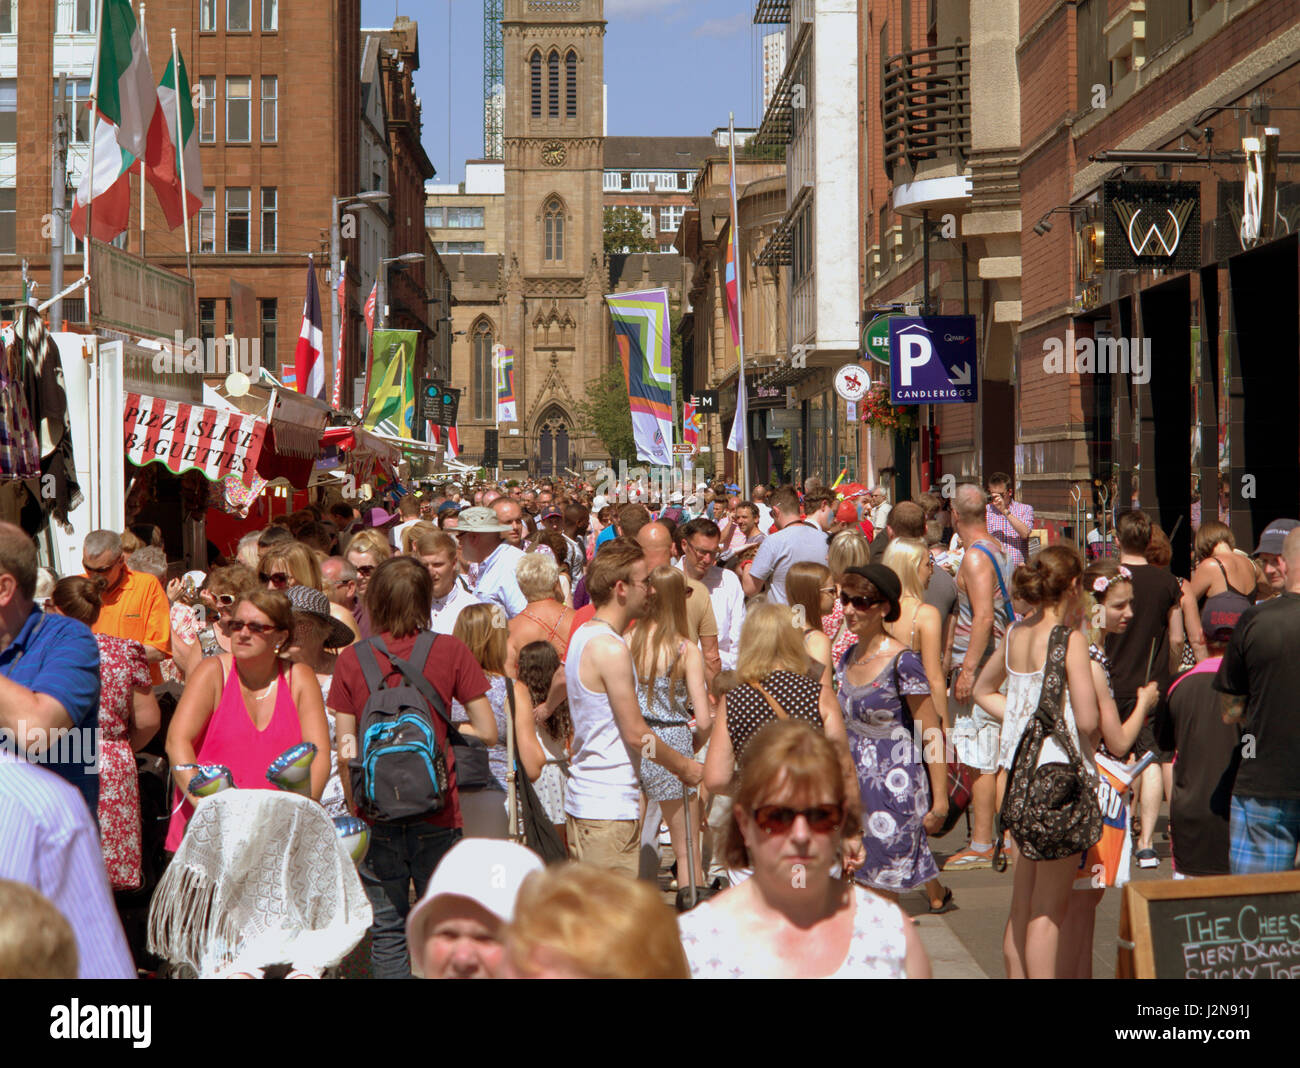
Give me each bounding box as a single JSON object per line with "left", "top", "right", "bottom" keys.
{"left": 483, "top": 0, "right": 503, "bottom": 159}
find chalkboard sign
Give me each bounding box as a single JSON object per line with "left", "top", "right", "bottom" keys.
{"left": 1118, "top": 872, "right": 1300, "bottom": 978}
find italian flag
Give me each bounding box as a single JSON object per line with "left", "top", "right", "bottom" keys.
{"left": 70, "top": 117, "right": 136, "bottom": 243}
{"left": 143, "top": 49, "right": 203, "bottom": 230}
{"left": 96, "top": 0, "right": 159, "bottom": 159}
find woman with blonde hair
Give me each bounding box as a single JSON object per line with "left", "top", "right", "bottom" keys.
{"left": 452, "top": 603, "right": 545, "bottom": 838}
{"left": 506, "top": 549, "right": 574, "bottom": 674}
{"left": 882, "top": 538, "right": 948, "bottom": 723}
{"left": 822, "top": 530, "right": 872, "bottom": 668}
{"left": 786, "top": 560, "right": 836, "bottom": 689}
{"left": 505, "top": 863, "right": 689, "bottom": 979}
{"left": 703, "top": 603, "right": 861, "bottom": 862}
{"left": 629, "top": 565, "right": 711, "bottom": 890}
{"left": 680, "top": 720, "right": 930, "bottom": 978}
{"left": 261, "top": 540, "right": 360, "bottom": 644}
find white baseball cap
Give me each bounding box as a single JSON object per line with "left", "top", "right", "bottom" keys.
{"left": 405, "top": 838, "right": 544, "bottom": 977}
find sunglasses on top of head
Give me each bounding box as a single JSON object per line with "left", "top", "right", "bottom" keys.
{"left": 752, "top": 804, "right": 845, "bottom": 835}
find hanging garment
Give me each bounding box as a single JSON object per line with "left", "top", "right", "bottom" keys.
{"left": 14, "top": 308, "right": 82, "bottom": 526}
{"left": 0, "top": 323, "right": 41, "bottom": 482}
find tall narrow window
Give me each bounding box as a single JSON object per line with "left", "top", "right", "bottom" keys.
{"left": 200, "top": 76, "right": 216, "bottom": 141}
{"left": 199, "top": 299, "right": 217, "bottom": 343}
{"left": 472, "top": 321, "right": 494, "bottom": 420}
{"left": 199, "top": 0, "right": 216, "bottom": 32}
{"left": 544, "top": 199, "right": 564, "bottom": 261}
{"left": 261, "top": 188, "right": 277, "bottom": 252}
{"left": 530, "top": 52, "right": 542, "bottom": 118}
{"left": 261, "top": 76, "right": 277, "bottom": 142}
{"left": 226, "top": 188, "right": 251, "bottom": 252}
{"left": 261, "top": 299, "right": 277, "bottom": 372}
{"left": 565, "top": 51, "right": 577, "bottom": 118}
{"left": 262, "top": 0, "right": 278, "bottom": 31}
{"left": 226, "top": 77, "right": 251, "bottom": 142}
{"left": 0, "top": 188, "right": 14, "bottom": 254}
{"left": 547, "top": 51, "right": 559, "bottom": 118}
{"left": 228, "top": 0, "right": 252, "bottom": 31}
{"left": 0, "top": 1, "right": 14, "bottom": 35}
{"left": 0, "top": 80, "right": 15, "bottom": 143}
{"left": 200, "top": 188, "right": 216, "bottom": 253}
{"left": 76, "top": 0, "right": 93, "bottom": 31}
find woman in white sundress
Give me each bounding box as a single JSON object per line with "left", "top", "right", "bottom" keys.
{"left": 973, "top": 545, "right": 1100, "bottom": 980}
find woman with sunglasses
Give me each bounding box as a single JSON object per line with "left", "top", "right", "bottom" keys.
{"left": 820, "top": 531, "right": 872, "bottom": 671}
{"left": 972, "top": 545, "right": 1100, "bottom": 979}
{"left": 260, "top": 541, "right": 360, "bottom": 645}
{"left": 680, "top": 720, "right": 930, "bottom": 978}
{"left": 836, "top": 564, "right": 949, "bottom": 908}
{"left": 169, "top": 564, "right": 259, "bottom": 677}
{"left": 629, "top": 565, "right": 712, "bottom": 890}
{"left": 164, "top": 588, "right": 332, "bottom": 852}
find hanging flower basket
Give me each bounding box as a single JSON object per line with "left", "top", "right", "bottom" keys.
{"left": 859, "top": 386, "right": 917, "bottom": 433}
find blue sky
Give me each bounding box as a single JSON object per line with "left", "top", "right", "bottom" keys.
{"left": 362, "top": 0, "right": 765, "bottom": 186}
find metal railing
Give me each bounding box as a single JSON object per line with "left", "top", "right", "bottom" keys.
{"left": 882, "top": 42, "right": 970, "bottom": 181}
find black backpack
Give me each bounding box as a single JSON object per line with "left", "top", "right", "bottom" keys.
{"left": 350, "top": 632, "right": 462, "bottom": 823}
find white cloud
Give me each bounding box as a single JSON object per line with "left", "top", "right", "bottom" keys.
{"left": 691, "top": 13, "right": 750, "bottom": 37}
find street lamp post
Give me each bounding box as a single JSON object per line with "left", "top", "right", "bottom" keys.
{"left": 332, "top": 190, "right": 390, "bottom": 401}
{"left": 377, "top": 252, "right": 425, "bottom": 330}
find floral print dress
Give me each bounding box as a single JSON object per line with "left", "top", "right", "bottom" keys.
{"left": 96, "top": 634, "right": 150, "bottom": 891}
{"left": 836, "top": 645, "right": 940, "bottom": 892}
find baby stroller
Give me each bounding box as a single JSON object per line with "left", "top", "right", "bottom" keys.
{"left": 148, "top": 790, "right": 372, "bottom": 978}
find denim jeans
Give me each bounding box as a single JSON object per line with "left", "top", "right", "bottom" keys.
{"left": 360, "top": 822, "right": 462, "bottom": 979}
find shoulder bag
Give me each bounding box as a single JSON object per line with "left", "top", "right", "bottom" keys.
{"left": 999, "top": 624, "right": 1102, "bottom": 861}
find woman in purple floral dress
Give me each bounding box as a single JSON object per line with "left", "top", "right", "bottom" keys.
{"left": 835, "top": 565, "right": 950, "bottom": 907}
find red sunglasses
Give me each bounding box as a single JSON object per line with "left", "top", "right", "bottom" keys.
{"left": 753, "top": 804, "right": 844, "bottom": 835}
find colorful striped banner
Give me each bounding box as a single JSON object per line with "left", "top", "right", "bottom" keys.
{"left": 495, "top": 347, "right": 516, "bottom": 422}
{"left": 124, "top": 392, "right": 267, "bottom": 482}
{"left": 606, "top": 288, "right": 673, "bottom": 467}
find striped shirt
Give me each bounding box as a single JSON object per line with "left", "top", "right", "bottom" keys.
{"left": 0, "top": 750, "right": 135, "bottom": 978}
{"left": 952, "top": 539, "right": 1013, "bottom": 673}
{"left": 985, "top": 499, "right": 1034, "bottom": 570}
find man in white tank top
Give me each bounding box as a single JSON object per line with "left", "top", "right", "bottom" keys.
{"left": 565, "top": 541, "right": 704, "bottom": 878}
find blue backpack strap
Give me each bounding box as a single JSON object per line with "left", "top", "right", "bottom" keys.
{"left": 971, "top": 542, "right": 1017, "bottom": 623}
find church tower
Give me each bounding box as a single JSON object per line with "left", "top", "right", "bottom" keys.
{"left": 500, "top": 0, "right": 606, "bottom": 476}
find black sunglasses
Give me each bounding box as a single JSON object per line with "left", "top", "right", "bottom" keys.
{"left": 260, "top": 572, "right": 291, "bottom": 588}
{"left": 840, "top": 591, "right": 885, "bottom": 611}
{"left": 85, "top": 559, "right": 122, "bottom": 574}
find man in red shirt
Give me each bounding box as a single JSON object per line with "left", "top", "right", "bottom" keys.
{"left": 330, "top": 555, "right": 498, "bottom": 980}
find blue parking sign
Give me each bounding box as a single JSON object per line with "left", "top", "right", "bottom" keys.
{"left": 889, "top": 316, "right": 978, "bottom": 405}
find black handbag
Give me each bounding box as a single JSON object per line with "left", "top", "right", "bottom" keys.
{"left": 504, "top": 681, "right": 568, "bottom": 863}
{"left": 999, "top": 624, "right": 1102, "bottom": 861}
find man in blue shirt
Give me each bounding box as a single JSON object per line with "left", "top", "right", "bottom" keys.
{"left": 0, "top": 523, "right": 101, "bottom": 814}
{"left": 456, "top": 507, "right": 527, "bottom": 618}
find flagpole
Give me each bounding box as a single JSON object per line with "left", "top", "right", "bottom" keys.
{"left": 170, "top": 29, "right": 192, "bottom": 279}
{"left": 138, "top": 3, "right": 147, "bottom": 258}
{"left": 729, "top": 111, "right": 750, "bottom": 499}
{"left": 493, "top": 345, "right": 501, "bottom": 483}
{"left": 85, "top": 0, "right": 105, "bottom": 296}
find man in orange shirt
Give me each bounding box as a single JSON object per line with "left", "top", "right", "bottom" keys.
{"left": 82, "top": 530, "right": 171, "bottom": 684}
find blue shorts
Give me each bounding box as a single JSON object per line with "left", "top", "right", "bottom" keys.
{"left": 1228, "top": 795, "right": 1300, "bottom": 874}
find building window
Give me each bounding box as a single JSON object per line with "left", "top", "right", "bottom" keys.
{"left": 199, "top": 0, "right": 216, "bottom": 31}
{"left": 261, "top": 76, "right": 277, "bottom": 142}
{"left": 55, "top": 0, "right": 93, "bottom": 34}
{"left": 200, "top": 188, "right": 216, "bottom": 252}
{"left": 228, "top": 0, "right": 251, "bottom": 31}
{"left": 261, "top": 298, "right": 277, "bottom": 371}
{"left": 226, "top": 77, "right": 251, "bottom": 142}
{"left": 0, "top": 1, "right": 13, "bottom": 35}
{"left": 425, "top": 206, "right": 444, "bottom": 228}
{"left": 199, "top": 76, "right": 216, "bottom": 141}
{"left": 472, "top": 321, "right": 494, "bottom": 420}
{"left": 544, "top": 199, "right": 564, "bottom": 261}
{"left": 0, "top": 187, "right": 12, "bottom": 254}
{"left": 262, "top": 0, "right": 278, "bottom": 31}
{"left": 0, "top": 80, "right": 14, "bottom": 143}
{"left": 659, "top": 205, "right": 684, "bottom": 232}
{"left": 565, "top": 50, "right": 577, "bottom": 118}
{"left": 261, "top": 188, "right": 277, "bottom": 252}
{"left": 639, "top": 207, "right": 655, "bottom": 236}
{"left": 547, "top": 51, "right": 559, "bottom": 118}
{"left": 530, "top": 52, "right": 542, "bottom": 118}
{"left": 226, "top": 188, "right": 251, "bottom": 252}
{"left": 630, "top": 172, "right": 650, "bottom": 191}
{"left": 435, "top": 241, "right": 485, "bottom": 254}
{"left": 199, "top": 299, "right": 217, "bottom": 343}
{"left": 603, "top": 172, "right": 620, "bottom": 191}
{"left": 446, "top": 206, "right": 484, "bottom": 228}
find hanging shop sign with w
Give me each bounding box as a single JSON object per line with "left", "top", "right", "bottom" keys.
{"left": 1102, "top": 180, "right": 1200, "bottom": 270}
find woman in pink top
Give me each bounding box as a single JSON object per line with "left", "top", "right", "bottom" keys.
{"left": 165, "top": 588, "right": 331, "bottom": 852}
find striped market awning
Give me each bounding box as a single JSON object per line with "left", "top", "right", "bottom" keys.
{"left": 124, "top": 392, "right": 268, "bottom": 483}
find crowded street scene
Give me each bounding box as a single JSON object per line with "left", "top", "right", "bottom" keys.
{"left": 0, "top": 0, "right": 1298, "bottom": 1029}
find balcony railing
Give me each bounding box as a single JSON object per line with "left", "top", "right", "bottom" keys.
{"left": 882, "top": 42, "right": 970, "bottom": 182}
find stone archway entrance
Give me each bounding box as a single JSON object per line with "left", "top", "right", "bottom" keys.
{"left": 534, "top": 404, "right": 571, "bottom": 478}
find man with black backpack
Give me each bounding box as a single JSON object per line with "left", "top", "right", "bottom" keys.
{"left": 330, "top": 556, "right": 499, "bottom": 979}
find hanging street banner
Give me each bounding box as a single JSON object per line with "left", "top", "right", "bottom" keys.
{"left": 124, "top": 392, "right": 266, "bottom": 481}
{"left": 606, "top": 287, "right": 673, "bottom": 467}
{"left": 889, "top": 316, "right": 978, "bottom": 405}
{"left": 364, "top": 329, "right": 419, "bottom": 438}
{"left": 495, "top": 346, "right": 517, "bottom": 422}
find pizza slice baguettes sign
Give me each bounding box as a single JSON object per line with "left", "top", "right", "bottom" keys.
{"left": 124, "top": 392, "right": 267, "bottom": 482}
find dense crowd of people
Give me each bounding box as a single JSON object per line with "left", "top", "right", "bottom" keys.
{"left": 1, "top": 470, "right": 1296, "bottom": 980}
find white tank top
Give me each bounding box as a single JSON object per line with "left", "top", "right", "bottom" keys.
{"left": 564, "top": 619, "right": 641, "bottom": 821}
